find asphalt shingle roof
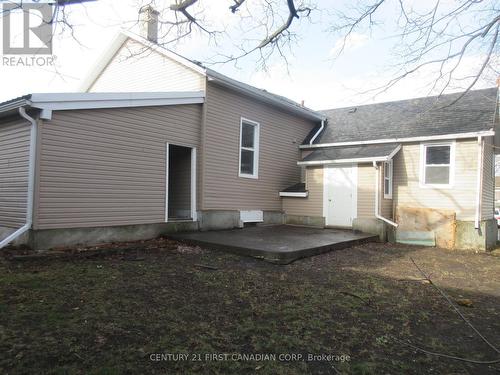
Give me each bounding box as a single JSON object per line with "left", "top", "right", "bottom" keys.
{"left": 301, "top": 143, "right": 400, "bottom": 163}
{"left": 308, "top": 87, "right": 498, "bottom": 145}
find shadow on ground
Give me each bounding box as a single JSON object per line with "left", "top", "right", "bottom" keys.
{"left": 1, "top": 240, "right": 499, "bottom": 375}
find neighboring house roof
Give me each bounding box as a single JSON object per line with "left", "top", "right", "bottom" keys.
{"left": 303, "top": 87, "right": 498, "bottom": 147}
{"left": 298, "top": 143, "right": 401, "bottom": 166}
{"left": 79, "top": 30, "right": 325, "bottom": 122}
{"left": 0, "top": 91, "right": 205, "bottom": 119}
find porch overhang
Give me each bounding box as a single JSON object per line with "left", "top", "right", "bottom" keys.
{"left": 297, "top": 143, "right": 401, "bottom": 166}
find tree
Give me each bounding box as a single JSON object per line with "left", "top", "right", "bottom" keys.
{"left": 2, "top": 0, "right": 499, "bottom": 99}
{"left": 144, "top": 0, "right": 499, "bottom": 100}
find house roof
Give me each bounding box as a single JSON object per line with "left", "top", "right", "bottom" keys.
{"left": 79, "top": 31, "right": 325, "bottom": 122}
{"left": 304, "top": 87, "right": 498, "bottom": 147}
{"left": 298, "top": 143, "right": 401, "bottom": 165}
{"left": 0, "top": 91, "right": 205, "bottom": 119}
{"left": 281, "top": 183, "right": 306, "bottom": 193}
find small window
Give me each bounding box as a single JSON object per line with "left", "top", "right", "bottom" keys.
{"left": 239, "top": 118, "right": 259, "bottom": 178}
{"left": 421, "top": 143, "right": 453, "bottom": 186}
{"left": 383, "top": 160, "right": 393, "bottom": 199}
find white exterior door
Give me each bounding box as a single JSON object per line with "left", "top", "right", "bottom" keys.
{"left": 324, "top": 165, "right": 357, "bottom": 227}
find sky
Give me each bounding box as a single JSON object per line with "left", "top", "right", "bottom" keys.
{"left": 0, "top": 0, "right": 497, "bottom": 110}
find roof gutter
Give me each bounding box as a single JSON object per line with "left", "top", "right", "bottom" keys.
{"left": 298, "top": 144, "right": 402, "bottom": 166}
{"left": 373, "top": 161, "right": 398, "bottom": 228}
{"left": 0, "top": 107, "right": 38, "bottom": 249}
{"left": 301, "top": 130, "right": 495, "bottom": 149}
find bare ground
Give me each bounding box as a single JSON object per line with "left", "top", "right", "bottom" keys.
{"left": 1, "top": 239, "right": 499, "bottom": 375}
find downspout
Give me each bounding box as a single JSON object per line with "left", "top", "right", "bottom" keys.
{"left": 474, "top": 136, "right": 484, "bottom": 229}
{"left": 309, "top": 119, "right": 325, "bottom": 145}
{"left": 0, "top": 107, "right": 37, "bottom": 249}
{"left": 373, "top": 161, "right": 398, "bottom": 227}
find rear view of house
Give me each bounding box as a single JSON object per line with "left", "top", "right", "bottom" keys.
{"left": 0, "top": 18, "right": 498, "bottom": 252}
{"left": 282, "top": 88, "right": 499, "bottom": 250}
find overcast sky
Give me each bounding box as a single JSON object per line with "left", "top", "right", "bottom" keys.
{"left": 0, "top": 0, "right": 496, "bottom": 109}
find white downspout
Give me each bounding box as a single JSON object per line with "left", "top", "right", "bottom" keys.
{"left": 0, "top": 107, "right": 37, "bottom": 249}
{"left": 474, "top": 136, "right": 484, "bottom": 229}
{"left": 373, "top": 161, "right": 398, "bottom": 227}
{"left": 309, "top": 119, "right": 325, "bottom": 145}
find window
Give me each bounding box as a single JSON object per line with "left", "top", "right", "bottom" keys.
{"left": 239, "top": 118, "right": 260, "bottom": 178}
{"left": 383, "top": 160, "right": 393, "bottom": 199}
{"left": 421, "top": 143, "right": 454, "bottom": 186}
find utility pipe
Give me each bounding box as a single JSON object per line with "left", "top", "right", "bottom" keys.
{"left": 373, "top": 161, "right": 398, "bottom": 227}
{"left": 0, "top": 107, "right": 37, "bottom": 249}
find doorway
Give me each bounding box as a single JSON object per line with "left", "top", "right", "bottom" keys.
{"left": 166, "top": 144, "right": 196, "bottom": 222}
{"left": 324, "top": 165, "right": 357, "bottom": 227}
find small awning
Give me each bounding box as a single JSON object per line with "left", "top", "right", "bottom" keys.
{"left": 298, "top": 143, "right": 401, "bottom": 166}
{"left": 279, "top": 183, "right": 308, "bottom": 197}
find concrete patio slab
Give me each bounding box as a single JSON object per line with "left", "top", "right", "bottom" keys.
{"left": 170, "top": 225, "right": 378, "bottom": 263}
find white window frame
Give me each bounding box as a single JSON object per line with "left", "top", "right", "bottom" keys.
{"left": 419, "top": 141, "right": 455, "bottom": 188}
{"left": 383, "top": 159, "right": 393, "bottom": 199}
{"left": 238, "top": 117, "right": 260, "bottom": 179}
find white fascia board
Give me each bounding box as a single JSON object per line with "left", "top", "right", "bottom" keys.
{"left": 279, "top": 192, "right": 309, "bottom": 197}
{"left": 122, "top": 31, "right": 207, "bottom": 76}
{"left": 78, "top": 31, "right": 207, "bottom": 93}
{"left": 78, "top": 32, "right": 129, "bottom": 92}
{"left": 298, "top": 156, "right": 388, "bottom": 166}
{"left": 0, "top": 98, "right": 30, "bottom": 114}
{"left": 387, "top": 144, "right": 402, "bottom": 160}
{"left": 30, "top": 92, "right": 205, "bottom": 112}
{"left": 300, "top": 130, "right": 496, "bottom": 149}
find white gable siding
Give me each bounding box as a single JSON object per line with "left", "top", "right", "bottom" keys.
{"left": 88, "top": 39, "right": 205, "bottom": 93}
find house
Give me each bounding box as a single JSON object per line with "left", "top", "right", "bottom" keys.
{"left": 0, "top": 10, "right": 498, "bottom": 251}
{"left": 286, "top": 89, "right": 499, "bottom": 249}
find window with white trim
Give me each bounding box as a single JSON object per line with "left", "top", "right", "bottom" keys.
{"left": 421, "top": 143, "right": 453, "bottom": 186}
{"left": 383, "top": 160, "right": 393, "bottom": 199}
{"left": 239, "top": 118, "right": 259, "bottom": 178}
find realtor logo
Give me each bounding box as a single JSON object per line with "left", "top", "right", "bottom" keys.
{"left": 2, "top": 1, "right": 55, "bottom": 55}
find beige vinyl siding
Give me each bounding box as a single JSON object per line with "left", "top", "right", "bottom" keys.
{"left": 89, "top": 39, "right": 205, "bottom": 93}
{"left": 482, "top": 136, "right": 494, "bottom": 220}
{"left": 357, "top": 163, "right": 393, "bottom": 219}
{"left": 393, "top": 139, "right": 478, "bottom": 221}
{"left": 36, "top": 105, "right": 202, "bottom": 229}
{"left": 357, "top": 163, "right": 375, "bottom": 218}
{"left": 0, "top": 117, "right": 30, "bottom": 228}
{"left": 282, "top": 166, "right": 323, "bottom": 216}
{"left": 203, "top": 83, "right": 316, "bottom": 210}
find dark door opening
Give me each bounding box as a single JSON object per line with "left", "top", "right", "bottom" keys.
{"left": 168, "top": 144, "right": 192, "bottom": 221}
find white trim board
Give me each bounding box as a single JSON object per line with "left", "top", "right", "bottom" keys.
{"left": 279, "top": 192, "right": 308, "bottom": 198}
{"left": 300, "top": 130, "right": 495, "bottom": 149}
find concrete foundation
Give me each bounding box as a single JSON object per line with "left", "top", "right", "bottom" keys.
{"left": 455, "top": 219, "right": 496, "bottom": 251}
{"left": 198, "top": 210, "right": 241, "bottom": 231}
{"left": 352, "top": 218, "right": 386, "bottom": 241}
{"left": 262, "top": 211, "right": 285, "bottom": 225}
{"left": 284, "top": 214, "right": 325, "bottom": 227}
{"left": 0, "top": 226, "right": 30, "bottom": 247}
{"left": 3, "top": 221, "right": 198, "bottom": 251}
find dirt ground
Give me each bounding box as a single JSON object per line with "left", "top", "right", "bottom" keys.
{"left": 1, "top": 239, "right": 499, "bottom": 375}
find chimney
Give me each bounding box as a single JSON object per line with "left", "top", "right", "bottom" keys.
{"left": 139, "top": 6, "right": 159, "bottom": 43}
{"left": 300, "top": 100, "right": 305, "bottom": 107}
